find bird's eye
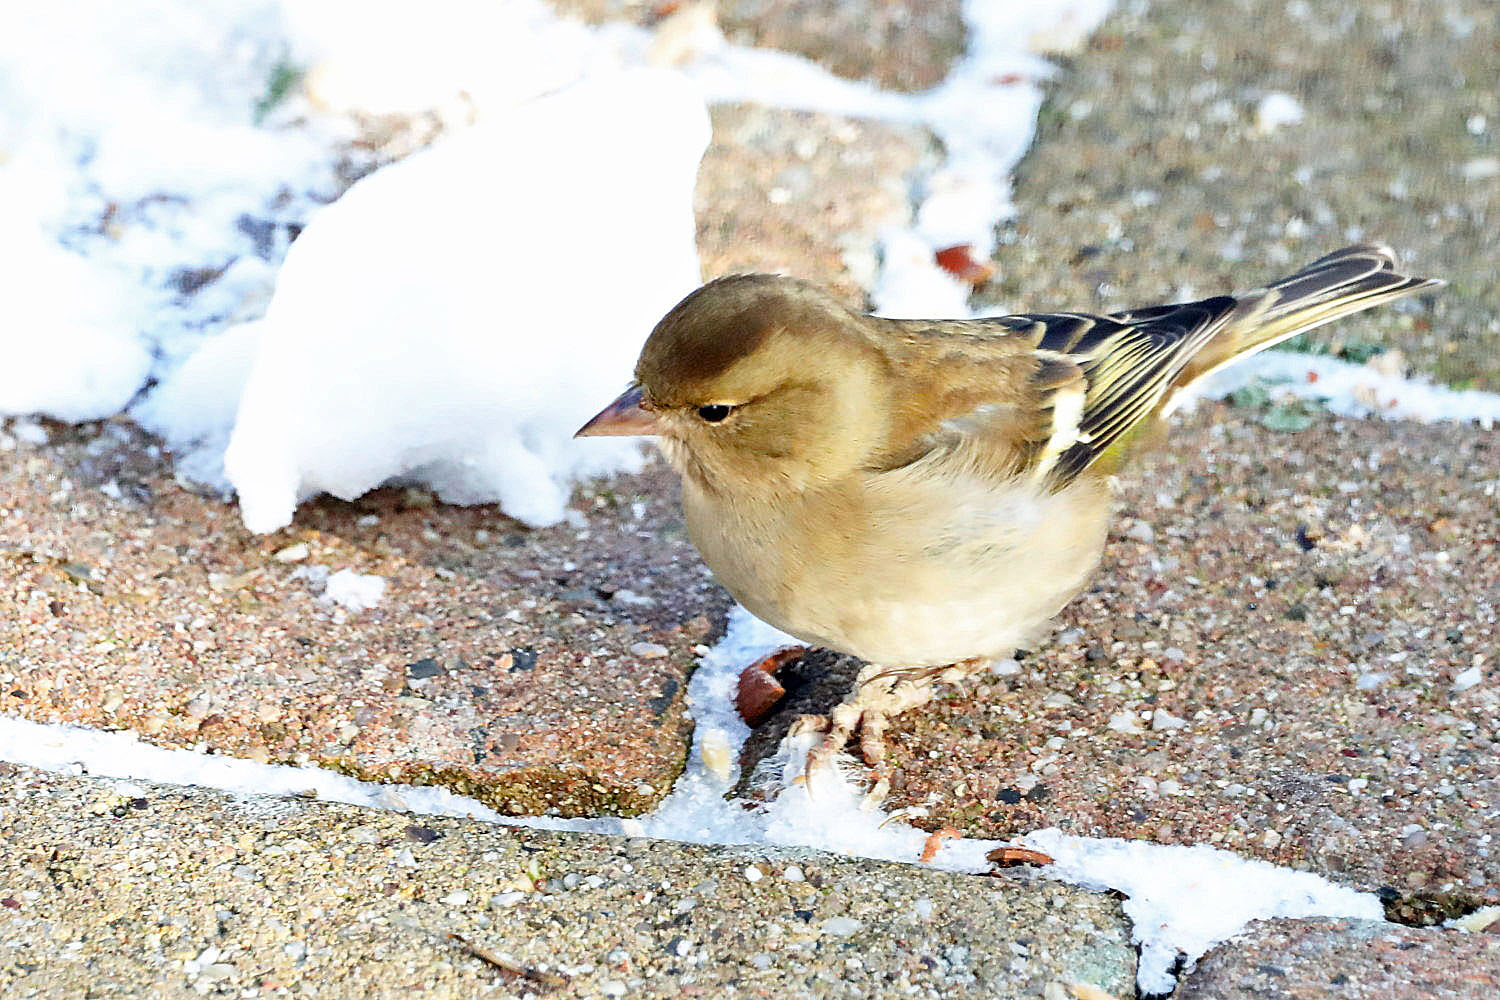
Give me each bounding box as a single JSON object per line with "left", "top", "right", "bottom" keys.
{"left": 696, "top": 404, "right": 733, "bottom": 423}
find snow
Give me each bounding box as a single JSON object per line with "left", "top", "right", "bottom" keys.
{"left": 0, "top": 715, "right": 505, "bottom": 822}
{"left": 1022, "top": 830, "right": 1382, "bottom": 995}
{"left": 218, "top": 70, "right": 708, "bottom": 531}
{"left": 1180, "top": 349, "right": 1500, "bottom": 428}
{"left": 0, "top": 0, "right": 338, "bottom": 422}
{"left": 280, "top": 0, "right": 621, "bottom": 118}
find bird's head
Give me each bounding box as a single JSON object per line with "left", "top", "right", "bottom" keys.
{"left": 577, "top": 274, "right": 892, "bottom": 495}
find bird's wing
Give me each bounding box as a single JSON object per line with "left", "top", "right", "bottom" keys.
{"left": 1011, "top": 299, "right": 1239, "bottom": 486}
{"left": 874, "top": 301, "right": 1237, "bottom": 488}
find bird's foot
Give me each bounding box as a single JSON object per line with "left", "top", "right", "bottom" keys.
{"left": 792, "top": 658, "right": 989, "bottom": 805}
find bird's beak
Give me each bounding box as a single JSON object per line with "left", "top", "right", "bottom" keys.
{"left": 575, "top": 384, "right": 662, "bottom": 437}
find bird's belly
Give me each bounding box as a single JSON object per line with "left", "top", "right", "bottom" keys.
{"left": 798, "top": 551, "right": 1100, "bottom": 666}
{"left": 686, "top": 475, "right": 1110, "bottom": 667}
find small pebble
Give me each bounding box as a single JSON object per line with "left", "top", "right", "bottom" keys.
{"left": 698, "top": 728, "right": 732, "bottom": 781}
{"left": 1461, "top": 157, "right": 1500, "bottom": 180}
{"left": 1452, "top": 666, "right": 1483, "bottom": 692}
{"left": 1255, "top": 91, "right": 1304, "bottom": 132}
{"left": 1151, "top": 708, "right": 1187, "bottom": 731}
{"left": 821, "top": 916, "right": 862, "bottom": 937}
{"left": 612, "top": 589, "right": 657, "bottom": 607}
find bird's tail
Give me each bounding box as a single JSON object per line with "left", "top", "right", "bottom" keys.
{"left": 1171, "top": 243, "right": 1443, "bottom": 395}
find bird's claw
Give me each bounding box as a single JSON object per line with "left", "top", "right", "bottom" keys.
{"left": 790, "top": 658, "right": 992, "bottom": 801}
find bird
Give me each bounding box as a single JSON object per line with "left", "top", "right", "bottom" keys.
{"left": 577, "top": 244, "right": 1441, "bottom": 799}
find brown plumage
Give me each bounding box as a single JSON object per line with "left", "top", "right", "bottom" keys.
{"left": 579, "top": 244, "right": 1441, "bottom": 793}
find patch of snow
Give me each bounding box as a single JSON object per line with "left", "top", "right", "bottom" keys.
{"left": 1449, "top": 904, "right": 1500, "bottom": 932}
{"left": 322, "top": 569, "right": 386, "bottom": 611}
{"left": 134, "top": 320, "right": 266, "bottom": 489}
{"left": 1022, "top": 829, "right": 1381, "bottom": 994}
{"left": 0, "top": 0, "right": 338, "bottom": 423}
{"left": 215, "top": 70, "right": 707, "bottom": 531}
{"left": 0, "top": 715, "right": 504, "bottom": 821}
{"left": 281, "top": 0, "right": 615, "bottom": 119}
{"left": 1179, "top": 350, "right": 1500, "bottom": 428}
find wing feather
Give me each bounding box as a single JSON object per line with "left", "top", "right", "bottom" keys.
{"left": 871, "top": 245, "right": 1439, "bottom": 491}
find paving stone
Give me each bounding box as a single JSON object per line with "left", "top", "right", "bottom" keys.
{"left": 742, "top": 406, "right": 1499, "bottom": 909}
{"left": 0, "top": 764, "right": 1137, "bottom": 999}
{"left": 697, "top": 103, "right": 937, "bottom": 303}
{"left": 1176, "top": 917, "right": 1500, "bottom": 999}
{"left": 0, "top": 419, "right": 726, "bottom": 817}
{"left": 715, "top": 0, "right": 966, "bottom": 93}
{"left": 994, "top": 0, "right": 1498, "bottom": 390}
{"left": 550, "top": 0, "right": 966, "bottom": 92}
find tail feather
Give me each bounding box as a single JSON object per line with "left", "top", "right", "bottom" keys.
{"left": 1172, "top": 243, "right": 1443, "bottom": 393}
{"left": 1014, "top": 244, "right": 1440, "bottom": 488}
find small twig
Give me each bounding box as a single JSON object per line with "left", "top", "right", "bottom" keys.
{"left": 447, "top": 933, "right": 568, "bottom": 988}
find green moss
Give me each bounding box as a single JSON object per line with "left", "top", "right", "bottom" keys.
{"left": 253, "top": 56, "right": 304, "bottom": 125}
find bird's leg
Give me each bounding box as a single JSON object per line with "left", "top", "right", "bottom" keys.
{"left": 796, "top": 657, "right": 990, "bottom": 803}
